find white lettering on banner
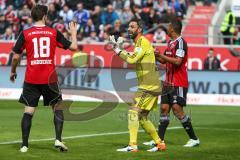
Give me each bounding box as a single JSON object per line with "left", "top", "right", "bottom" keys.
{"left": 216, "top": 54, "right": 230, "bottom": 71}
{"left": 188, "top": 58, "right": 202, "bottom": 70}
{"left": 30, "top": 59, "right": 52, "bottom": 65}
{"left": 89, "top": 51, "right": 104, "bottom": 68}
{"left": 61, "top": 55, "right": 71, "bottom": 65}
{"left": 0, "top": 53, "right": 9, "bottom": 64}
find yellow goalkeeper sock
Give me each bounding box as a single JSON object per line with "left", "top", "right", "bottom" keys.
{"left": 140, "top": 118, "right": 162, "bottom": 144}
{"left": 128, "top": 110, "right": 139, "bottom": 146}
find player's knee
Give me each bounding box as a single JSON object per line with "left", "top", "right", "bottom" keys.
{"left": 160, "top": 105, "right": 170, "bottom": 114}
{"left": 52, "top": 101, "right": 61, "bottom": 109}
{"left": 128, "top": 109, "right": 139, "bottom": 129}
{"left": 24, "top": 106, "right": 35, "bottom": 114}
{"left": 128, "top": 109, "right": 139, "bottom": 121}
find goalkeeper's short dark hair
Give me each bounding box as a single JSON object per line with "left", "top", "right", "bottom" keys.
{"left": 129, "top": 18, "right": 144, "bottom": 32}
{"left": 170, "top": 20, "right": 182, "bottom": 35}
{"left": 31, "top": 4, "right": 48, "bottom": 22}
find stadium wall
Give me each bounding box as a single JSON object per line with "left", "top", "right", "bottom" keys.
{"left": 0, "top": 67, "right": 239, "bottom": 106}
{"left": 0, "top": 42, "right": 240, "bottom": 71}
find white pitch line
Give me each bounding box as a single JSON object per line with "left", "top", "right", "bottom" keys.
{"left": 0, "top": 126, "right": 182, "bottom": 145}
{"left": 1, "top": 126, "right": 239, "bottom": 145}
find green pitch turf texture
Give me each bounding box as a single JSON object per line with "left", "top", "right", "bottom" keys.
{"left": 0, "top": 100, "right": 239, "bottom": 160}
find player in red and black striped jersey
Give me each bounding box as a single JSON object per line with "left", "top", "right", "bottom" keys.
{"left": 9, "top": 4, "right": 78, "bottom": 152}
{"left": 151, "top": 20, "right": 200, "bottom": 148}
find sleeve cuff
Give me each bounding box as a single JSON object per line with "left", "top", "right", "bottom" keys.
{"left": 114, "top": 47, "right": 122, "bottom": 55}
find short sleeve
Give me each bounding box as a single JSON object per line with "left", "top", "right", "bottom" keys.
{"left": 12, "top": 32, "right": 25, "bottom": 54}
{"left": 56, "top": 30, "right": 71, "bottom": 49}
{"left": 176, "top": 39, "right": 185, "bottom": 58}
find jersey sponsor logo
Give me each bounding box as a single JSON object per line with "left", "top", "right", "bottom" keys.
{"left": 165, "top": 51, "right": 172, "bottom": 55}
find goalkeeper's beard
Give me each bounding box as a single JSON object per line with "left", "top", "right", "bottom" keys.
{"left": 129, "top": 32, "right": 138, "bottom": 39}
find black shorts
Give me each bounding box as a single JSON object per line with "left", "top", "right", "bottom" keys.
{"left": 161, "top": 86, "right": 188, "bottom": 106}
{"left": 19, "top": 82, "right": 62, "bottom": 107}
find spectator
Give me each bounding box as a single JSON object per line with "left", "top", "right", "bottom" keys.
{"left": 113, "top": 0, "right": 125, "bottom": 15}
{"left": 53, "top": 18, "right": 65, "bottom": 33}
{"left": 204, "top": 48, "right": 221, "bottom": 71}
{"left": 18, "top": 4, "right": 31, "bottom": 22}
{"left": 83, "top": 19, "right": 96, "bottom": 37}
{"left": 153, "top": 26, "right": 167, "bottom": 43}
{"left": 101, "top": 4, "right": 119, "bottom": 26}
{"left": 120, "top": 6, "right": 133, "bottom": 27}
{"left": 233, "top": 27, "right": 240, "bottom": 45}
{"left": 59, "top": 4, "right": 74, "bottom": 24}
{"left": 153, "top": 0, "right": 168, "bottom": 17}
{"left": 52, "top": 0, "right": 65, "bottom": 11}
{"left": 48, "top": 3, "right": 59, "bottom": 24}
{"left": 74, "top": 3, "right": 90, "bottom": 32}
{"left": 220, "top": 6, "right": 236, "bottom": 45}
{"left": 160, "top": 6, "right": 176, "bottom": 23}
{"left": 4, "top": 5, "right": 17, "bottom": 24}
{"left": 93, "top": 0, "right": 112, "bottom": 7}
{"left": 12, "top": 18, "right": 22, "bottom": 37}
{"left": 1, "top": 27, "right": 15, "bottom": 40}
{"left": 91, "top": 5, "right": 102, "bottom": 32}
{"left": 109, "top": 19, "right": 125, "bottom": 38}
{"left": 23, "top": 17, "right": 33, "bottom": 30}
{"left": 38, "top": 0, "right": 51, "bottom": 6}
{"left": 0, "top": 0, "right": 6, "bottom": 11}
{"left": 83, "top": 31, "right": 100, "bottom": 43}
{"left": 149, "top": 8, "right": 159, "bottom": 29}
{"left": 145, "top": 0, "right": 154, "bottom": 8}
{"left": 0, "top": 14, "right": 9, "bottom": 34}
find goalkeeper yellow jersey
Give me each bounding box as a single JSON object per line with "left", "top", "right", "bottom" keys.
{"left": 119, "top": 36, "right": 161, "bottom": 93}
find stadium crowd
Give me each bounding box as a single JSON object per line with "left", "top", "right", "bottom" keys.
{"left": 0, "top": 0, "right": 189, "bottom": 43}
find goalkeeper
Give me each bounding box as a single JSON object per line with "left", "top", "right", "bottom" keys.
{"left": 109, "top": 18, "right": 165, "bottom": 152}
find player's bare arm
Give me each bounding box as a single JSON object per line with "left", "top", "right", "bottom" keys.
{"left": 158, "top": 53, "right": 183, "bottom": 66}
{"left": 154, "top": 48, "right": 166, "bottom": 64}
{"left": 10, "top": 53, "right": 21, "bottom": 82}
{"left": 68, "top": 21, "right": 78, "bottom": 51}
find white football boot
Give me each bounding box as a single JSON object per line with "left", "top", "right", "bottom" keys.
{"left": 54, "top": 140, "right": 68, "bottom": 152}
{"left": 116, "top": 145, "right": 138, "bottom": 152}
{"left": 19, "top": 146, "right": 28, "bottom": 153}
{"left": 183, "top": 139, "right": 200, "bottom": 147}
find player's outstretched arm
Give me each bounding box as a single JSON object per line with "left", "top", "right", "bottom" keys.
{"left": 10, "top": 53, "right": 21, "bottom": 83}
{"left": 68, "top": 21, "right": 78, "bottom": 51}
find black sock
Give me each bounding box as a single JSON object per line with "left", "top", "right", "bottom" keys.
{"left": 54, "top": 110, "right": 64, "bottom": 141}
{"left": 21, "top": 113, "right": 33, "bottom": 147}
{"left": 181, "top": 115, "right": 198, "bottom": 140}
{"left": 158, "top": 115, "right": 170, "bottom": 141}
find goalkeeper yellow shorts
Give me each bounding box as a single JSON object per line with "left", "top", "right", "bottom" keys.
{"left": 132, "top": 89, "right": 158, "bottom": 111}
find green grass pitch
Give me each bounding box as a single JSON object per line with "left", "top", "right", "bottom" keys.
{"left": 0, "top": 100, "right": 239, "bottom": 160}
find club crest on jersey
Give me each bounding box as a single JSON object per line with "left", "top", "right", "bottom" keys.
{"left": 134, "top": 47, "right": 142, "bottom": 53}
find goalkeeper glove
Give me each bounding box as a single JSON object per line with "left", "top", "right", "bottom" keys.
{"left": 109, "top": 35, "right": 124, "bottom": 55}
